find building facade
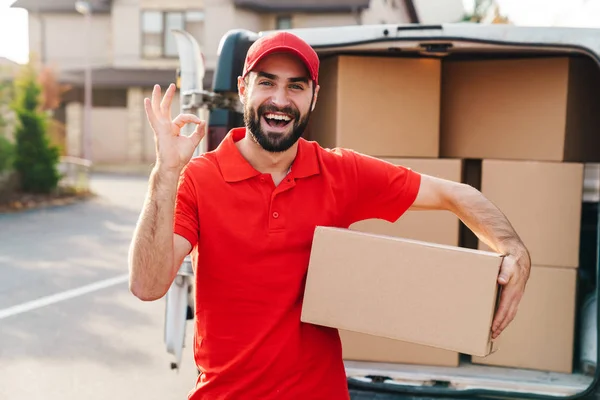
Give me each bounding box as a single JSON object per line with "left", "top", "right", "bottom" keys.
{"left": 11, "top": 0, "right": 463, "bottom": 165}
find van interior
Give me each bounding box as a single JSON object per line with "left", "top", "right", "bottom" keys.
{"left": 294, "top": 37, "right": 600, "bottom": 398}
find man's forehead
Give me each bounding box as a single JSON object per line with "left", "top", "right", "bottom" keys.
{"left": 251, "top": 52, "right": 311, "bottom": 77}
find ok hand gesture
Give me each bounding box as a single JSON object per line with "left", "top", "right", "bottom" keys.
{"left": 145, "top": 83, "right": 206, "bottom": 173}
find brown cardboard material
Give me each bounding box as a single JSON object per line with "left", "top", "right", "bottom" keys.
{"left": 346, "top": 158, "right": 463, "bottom": 366}
{"left": 350, "top": 158, "right": 462, "bottom": 246}
{"left": 472, "top": 265, "right": 577, "bottom": 373}
{"left": 477, "top": 159, "right": 584, "bottom": 268}
{"left": 339, "top": 329, "right": 460, "bottom": 367}
{"left": 301, "top": 226, "right": 504, "bottom": 357}
{"left": 307, "top": 55, "right": 441, "bottom": 157}
{"left": 440, "top": 57, "right": 600, "bottom": 162}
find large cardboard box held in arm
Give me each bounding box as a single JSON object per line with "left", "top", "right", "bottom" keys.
{"left": 345, "top": 158, "right": 463, "bottom": 367}
{"left": 477, "top": 160, "right": 584, "bottom": 268}
{"left": 472, "top": 266, "right": 577, "bottom": 373}
{"left": 301, "top": 226, "right": 504, "bottom": 357}
{"left": 350, "top": 158, "right": 463, "bottom": 246}
{"left": 306, "top": 55, "right": 441, "bottom": 158}
{"left": 440, "top": 57, "right": 600, "bottom": 162}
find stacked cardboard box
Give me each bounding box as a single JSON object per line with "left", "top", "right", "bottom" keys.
{"left": 305, "top": 55, "right": 463, "bottom": 367}
{"left": 304, "top": 54, "right": 598, "bottom": 373}
{"left": 440, "top": 56, "right": 598, "bottom": 374}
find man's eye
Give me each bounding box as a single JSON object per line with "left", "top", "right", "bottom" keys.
{"left": 259, "top": 81, "right": 273, "bottom": 86}
{"left": 290, "top": 84, "right": 304, "bottom": 90}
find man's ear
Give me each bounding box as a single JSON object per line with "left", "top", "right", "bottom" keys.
{"left": 237, "top": 76, "right": 246, "bottom": 104}
{"left": 311, "top": 84, "right": 320, "bottom": 112}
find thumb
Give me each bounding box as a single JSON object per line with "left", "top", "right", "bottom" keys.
{"left": 498, "top": 260, "right": 513, "bottom": 285}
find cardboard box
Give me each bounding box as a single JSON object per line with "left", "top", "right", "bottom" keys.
{"left": 477, "top": 159, "right": 584, "bottom": 268}
{"left": 347, "top": 158, "right": 463, "bottom": 367}
{"left": 307, "top": 55, "right": 441, "bottom": 157}
{"left": 301, "top": 226, "right": 504, "bottom": 357}
{"left": 440, "top": 57, "right": 600, "bottom": 162}
{"left": 472, "top": 266, "right": 577, "bottom": 373}
{"left": 350, "top": 158, "right": 462, "bottom": 246}
{"left": 339, "top": 329, "right": 459, "bottom": 367}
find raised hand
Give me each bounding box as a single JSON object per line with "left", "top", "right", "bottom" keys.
{"left": 144, "top": 83, "right": 206, "bottom": 173}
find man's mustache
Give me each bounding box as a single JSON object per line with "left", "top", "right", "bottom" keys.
{"left": 257, "top": 104, "right": 300, "bottom": 120}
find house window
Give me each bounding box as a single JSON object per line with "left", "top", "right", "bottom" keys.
{"left": 276, "top": 16, "right": 292, "bottom": 30}
{"left": 142, "top": 10, "right": 205, "bottom": 58}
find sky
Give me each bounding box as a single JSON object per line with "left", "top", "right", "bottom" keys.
{"left": 1, "top": 0, "right": 600, "bottom": 64}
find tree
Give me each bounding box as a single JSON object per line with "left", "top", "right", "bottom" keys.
{"left": 463, "top": 0, "right": 510, "bottom": 24}
{"left": 11, "top": 62, "right": 60, "bottom": 193}
{"left": 0, "top": 77, "right": 12, "bottom": 139}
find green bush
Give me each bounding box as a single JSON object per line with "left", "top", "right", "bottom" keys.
{"left": 11, "top": 63, "right": 60, "bottom": 193}
{"left": 0, "top": 135, "right": 15, "bottom": 173}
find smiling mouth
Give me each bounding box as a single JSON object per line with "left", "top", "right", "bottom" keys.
{"left": 263, "top": 113, "right": 293, "bottom": 128}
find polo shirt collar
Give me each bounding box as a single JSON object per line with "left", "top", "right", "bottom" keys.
{"left": 216, "top": 127, "right": 320, "bottom": 183}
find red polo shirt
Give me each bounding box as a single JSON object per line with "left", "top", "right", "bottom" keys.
{"left": 174, "top": 127, "right": 421, "bottom": 400}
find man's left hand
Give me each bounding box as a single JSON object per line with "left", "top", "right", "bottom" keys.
{"left": 491, "top": 252, "right": 531, "bottom": 339}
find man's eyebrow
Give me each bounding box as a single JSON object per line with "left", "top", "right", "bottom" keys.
{"left": 289, "top": 76, "right": 309, "bottom": 84}
{"left": 256, "top": 71, "right": 309, "bottom": 84}
{"left": 256, "top": 71, "right": 277, "bottom": 80}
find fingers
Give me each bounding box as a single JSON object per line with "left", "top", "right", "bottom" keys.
{"left": 151, "top": 84, "right": 162, "bottom": 118}
{"left": 494, "top": 301, "right": 519, "bottom": 338}
{"left": 173, "top": 113, "right": 204, "bottom": 130}
{"left": 144, "top": 97, "right": 159, "bottom": 131}
{"left": 160, "top": 83, "right": 176, "bottom": 119}
{"left": 491, "top": 283, "right": 523, "bottom": 339}
{"left": 491, "top": 288, "right": 509, "bottom": 334}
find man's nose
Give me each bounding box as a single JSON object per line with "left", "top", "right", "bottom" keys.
{"left": 270, "top": 86, "right": 291, "bottom": 107}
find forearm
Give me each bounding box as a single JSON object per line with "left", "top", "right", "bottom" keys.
{"left": 128, "top": 166, "right": 181, "bottom": 300}
{"left": 449, "top": 184, "right": 530, "bottom": 264}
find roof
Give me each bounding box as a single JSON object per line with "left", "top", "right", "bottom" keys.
{"left": 0, "top": 57, "right": 21, "bottom": 80}
{"left": 58, "top": 67, "right": 214, "bottom": 90}
{"left": 0, "top": 57, "right": 19, "bottom": 67}
{"left": 233, "top": 0, "right": 370, "bottom": 13}
{"left": 11, "top": 0, "right": 112, "bottom": 14}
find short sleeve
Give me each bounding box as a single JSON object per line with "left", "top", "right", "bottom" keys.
{"left": 344, "top": 151, "right": 421, "bottom": 225}
{"left": 173, "top": 166, "right": 199, "bottom": 249}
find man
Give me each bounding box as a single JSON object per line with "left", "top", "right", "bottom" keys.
{"left": 129, "top": 31, "right": 530, "bottom": 400}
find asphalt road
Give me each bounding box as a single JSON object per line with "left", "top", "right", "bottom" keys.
{"left": 0, "top": 173, "right": 198, "bottom": 400}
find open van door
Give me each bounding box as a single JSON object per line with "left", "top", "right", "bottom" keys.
{"left": 163, "top": 29, "right": 205, "bottom": 371}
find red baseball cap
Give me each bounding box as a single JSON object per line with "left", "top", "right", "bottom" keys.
{"left": 242, "top": 31, "right": 320, "bottom": 85}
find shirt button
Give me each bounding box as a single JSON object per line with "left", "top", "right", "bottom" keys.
{"left": 260, "top": 177, "right": 265, "bottom": 182}
{"left": 272, "top": 212, "right": 279, "bottom": 219}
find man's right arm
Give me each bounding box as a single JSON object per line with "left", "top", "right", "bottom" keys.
{"left": 128, "top": 166, "right": 192, "bottom": 301}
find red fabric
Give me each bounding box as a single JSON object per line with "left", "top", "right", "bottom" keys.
{"left": 242, "top": 31, "right": 320, "bottom": 85}
{"left": 174, "top": 128, "right": 421, "bottom": 400}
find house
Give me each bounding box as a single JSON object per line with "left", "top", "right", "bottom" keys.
{"left": 11, "top": 0, "right": 465, "bottom": 165}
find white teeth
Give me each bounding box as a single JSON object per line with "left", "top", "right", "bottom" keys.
{"left": 265, "top": 113, "right": 291, "bottom": 121}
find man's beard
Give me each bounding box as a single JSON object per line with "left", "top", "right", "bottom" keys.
{"left": 244, "top": 101, "right": 312, "bottom": 153}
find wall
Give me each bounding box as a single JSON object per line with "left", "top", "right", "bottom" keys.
{"left": 28, "top": 13, "right": 112, "bottom": 71}
{"left": 112, "top": 0, "right": 142, "bottom": 68}
{"left": 91, "top": 108, "right": 130, "bottom": 163}
{"left": 280, "top": 13, "right": 359, "bottom": 29}
{"left": 202, "top": 1, "right": 265, "bottom": 70}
